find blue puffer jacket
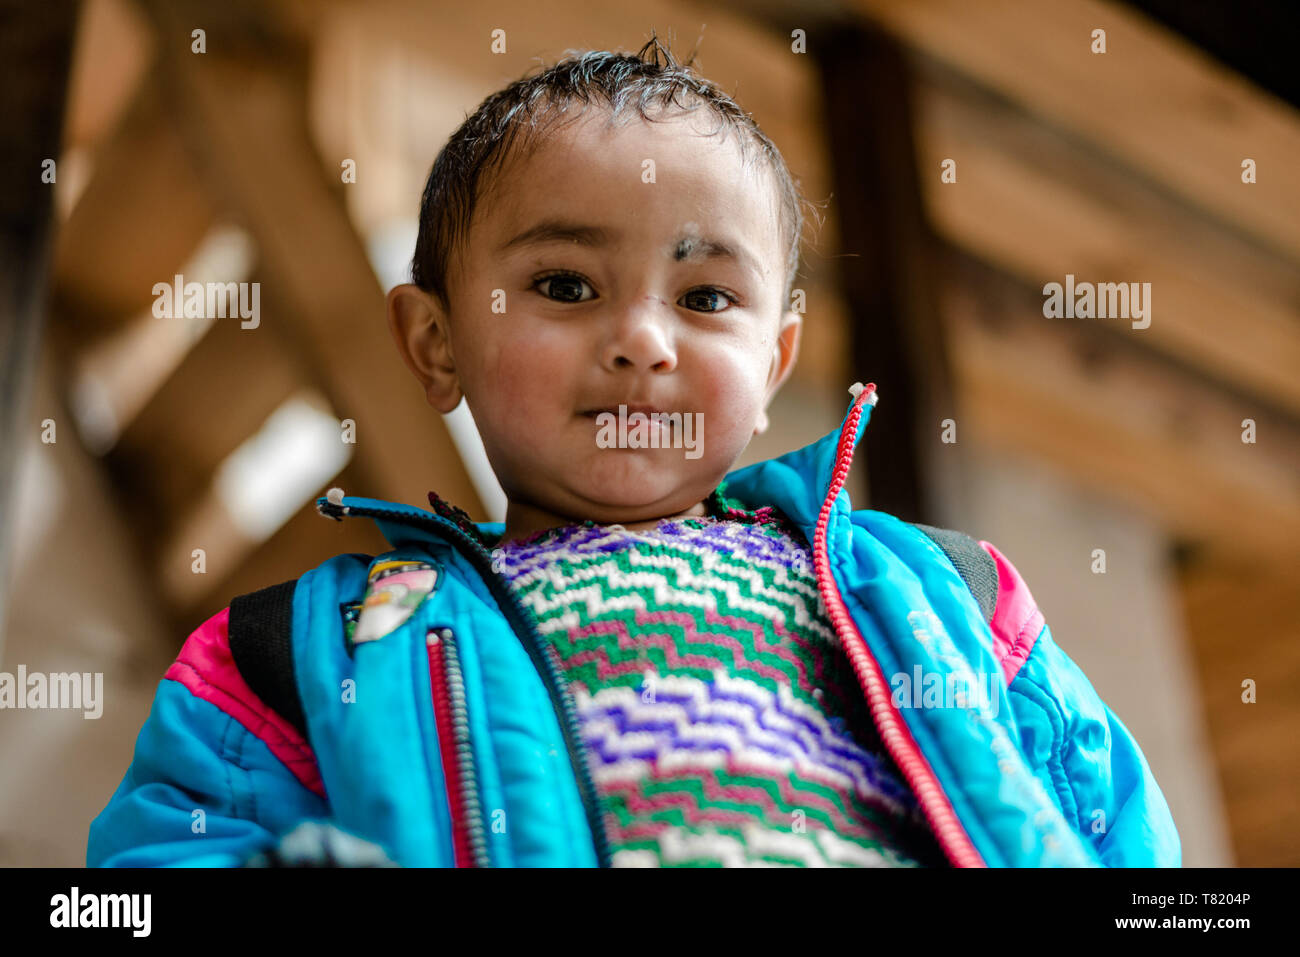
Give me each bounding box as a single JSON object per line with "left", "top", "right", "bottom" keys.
{"left": 87, "top": 383, "right": 1181, "bottom": 867}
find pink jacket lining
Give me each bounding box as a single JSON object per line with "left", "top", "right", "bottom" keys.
{"left": 164, "top": 607, "right": 327, "bottom": 799}
{"left": 979, "top": 541, "right": 1045, "bottom": 685}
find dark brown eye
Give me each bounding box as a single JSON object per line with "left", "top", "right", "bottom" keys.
{"left": 679, "top": 287, "right": 738, "bottom": 313}
{"left": 534, "top": 272, "right": 595, "bottom": 303}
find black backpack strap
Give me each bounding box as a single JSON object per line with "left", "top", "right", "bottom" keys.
{"left": 910, "top": 523, "right": 999, "bottom": 625}
{"left": 227, "top": 578, "right": 308, "bottom": 742}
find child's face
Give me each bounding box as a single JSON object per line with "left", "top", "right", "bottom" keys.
{"left": 390, "top": 107, "right": 801, "bottom": 528}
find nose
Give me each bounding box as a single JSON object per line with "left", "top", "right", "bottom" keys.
{"left": 600, "top": 295, "right": 677, "bottom": 373}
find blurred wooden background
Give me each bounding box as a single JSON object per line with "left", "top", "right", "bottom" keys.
{"left": 1, "top": 0, "right": 1296, "bottom": 866}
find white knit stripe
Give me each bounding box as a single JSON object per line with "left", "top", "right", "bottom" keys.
{"left": 510, "top": 557, "right": 837, "bottom": 645}
{"left": 738, "top": 821, "right": 827, "bottom": 866}
{"left": 610, "top": 848, "right": 662, "bottom": 867}
{"left": 626, "top": 546, "right": 824, "bottom": 608}
{"left": 509, "top": 554, "right": 820, "bottom": 613}
{"left": 654, "top": 825, "right": 753, "bottom": 867}
{"left": 613, "top": 824, "right": 908, "bottom": 868}
{"left": 636, "top": 824, "right": 876, "bottom": 867}
{"left": 814, "top": 827, "right": 916, "bottom": 867}
{"left": 505, "top": 528, "right": 822, "bottom": 605}
{"left": 503, "top": 521, "right": 821, "bottom": 596}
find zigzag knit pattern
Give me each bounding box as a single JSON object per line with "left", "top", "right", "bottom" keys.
{"left": 494, "top": 494, "right": 947, "bottom": 868}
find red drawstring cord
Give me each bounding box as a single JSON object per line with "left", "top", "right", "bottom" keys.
{"left": 811, "top": 382, "right": 986, "bottom": 868}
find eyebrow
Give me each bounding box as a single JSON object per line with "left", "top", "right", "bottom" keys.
{"left": 498, "top": 218, "right": 765, "bottom": 280}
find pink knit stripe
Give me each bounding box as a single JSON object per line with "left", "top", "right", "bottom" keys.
{"left": 978, "top": 542, "right": 1046, "bottom": 685}
{"left": 601, "top": 759, "right": 892, "bottom": 839}
{"left": 565, "top": 611, "right": 790, "bottom": 685}
{"left": 574, "top": 602, "right": 852, "bottom": 701}
{"left": 164, "top": 607, "right": 326, "bottom": 799}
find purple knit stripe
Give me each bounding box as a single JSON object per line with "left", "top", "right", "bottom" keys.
{"left": 585, "top": 701, "right": 854, "bottom": 781}
{"left": 648, "top": 520, "right": 806, "bottom": 563}
{"left": 578, "top": 683, "right": 916, "bottom": 806}
{"left": 583, "top": 705, "right": 915, "bottom": 813}
{"left": 600, "top": 671, "right": 835, "bottom": 754}
{"left": 705, "top": 689, "right": 907, "bottom": 801}
{"left": 497, "top": 518, "right": 811, "bottom": 577}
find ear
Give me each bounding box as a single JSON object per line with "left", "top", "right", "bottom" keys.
{"left": 754, "top": 309, "right": 802, "bottom": 435}
{"left": 386, "top": 284, "right": 463, "bottom": 413}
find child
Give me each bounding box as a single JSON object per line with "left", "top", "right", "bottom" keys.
{"left": 88, "top": 38, "right": 1180, "bottom": 868}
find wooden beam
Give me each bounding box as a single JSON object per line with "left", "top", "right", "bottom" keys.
{"left": 310, "top": 0, "right": 834, "bottom": 240}
{"left": 108, "top": 294, "right": 303, "bottom": 537}
{"left": 852, "top": 0, "right": 1300, "bottom": 262}
{"left": 61, "top": 0, "right": 153, "bottom": 154}
{"left": 1217, "top": 787, "right": 1300, "bottom": 868}
{"left": 1176, "top": 552, "right": 1300, "bottom": 866}
{"left": 910, "top": 57, "right": 1300, "bottom": 417}
{"left": 0, "top": 0, "right": 79, "bottom": 653}
{"left": 817, "top": 21, "right": 962, "bottom": 523}
{"left": 50, "top": 75, "right": 216, "bottom": 340}
{"left": 943, "top": 249, "right": 1300, "bottom": 563}
{"left": 136, "top": 0, "right": 484, "bottom": 518}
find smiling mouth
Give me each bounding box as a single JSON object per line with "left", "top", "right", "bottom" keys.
{"left": 581, "top": 405, "right": 671, "bottom": 418}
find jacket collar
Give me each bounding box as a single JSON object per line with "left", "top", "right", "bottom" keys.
{"left": 422, "top": 384, "right": 876, "bottom": 549}
{"left": 719, "top": 386, "right": 874, "bottom": 532}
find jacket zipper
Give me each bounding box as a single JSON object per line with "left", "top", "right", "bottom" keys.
{"left": 426, "top": 626, "right": 491, "bottom": 867}
{"left": 318, "top": 499, "right": 614, "bottom": 867}
{"left": 810, "top": 383, "right": 985, "bottom": 868}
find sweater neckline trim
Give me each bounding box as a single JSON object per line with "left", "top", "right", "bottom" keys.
{"left": 426, "top": 481, "right": 796, "bottom": 551}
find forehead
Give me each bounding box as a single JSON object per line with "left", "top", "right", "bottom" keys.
{"left": 474, "top": 108, "right": 782, "bottom": 276}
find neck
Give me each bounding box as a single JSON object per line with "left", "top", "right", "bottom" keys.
{"left": 499, "top": 497, "right": 709, "bottom": 547}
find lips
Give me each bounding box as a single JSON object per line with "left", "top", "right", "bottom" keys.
{"left": 581, "top": 404, "right": 670, "bottom": 418}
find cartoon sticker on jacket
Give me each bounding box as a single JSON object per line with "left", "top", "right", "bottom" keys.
{"left": 351, "top": 559, "right": 439, "bottom": 645}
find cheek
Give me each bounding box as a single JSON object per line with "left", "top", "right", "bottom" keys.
{"left": 487, "top": 347, "right": 532, "bottom": 408}
{"left": 480, "top": 329, "right": 575, "bottom": 412}
{"left": 693, "top": 346, "right": 769, "bottom": 412}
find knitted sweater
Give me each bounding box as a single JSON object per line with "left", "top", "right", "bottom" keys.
{"left": 492, "top": 489, "right": 948, "bottom": 868}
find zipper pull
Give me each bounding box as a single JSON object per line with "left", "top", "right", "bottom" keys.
{"left": 317, "top": 486, "right": 350, "bottom": 520}
{"left": 848, "top": 382, "right": 879, "bottom": 407}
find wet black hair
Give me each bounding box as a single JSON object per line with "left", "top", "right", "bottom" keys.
{"left": 410, "top": 31, "right": 806, "bottom": 316}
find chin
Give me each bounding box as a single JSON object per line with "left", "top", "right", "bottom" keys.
{"left": 572, "top": 456, "right": 688, "bottom": 509}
